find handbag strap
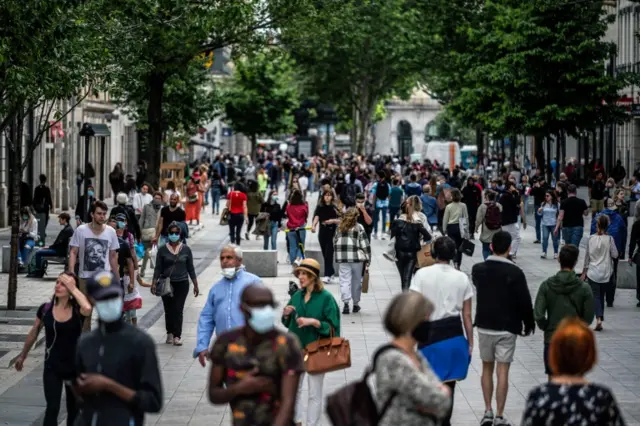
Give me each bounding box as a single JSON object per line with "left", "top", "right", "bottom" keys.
{"left": 163, "top": 244, "right": 183, "bottom": 279}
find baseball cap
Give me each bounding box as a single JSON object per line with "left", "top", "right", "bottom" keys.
{"left": 115, "top": 213, "right": 127, "bottom": 222}
{"left": 86, "top": 271, "right": 123, "bottom": 301}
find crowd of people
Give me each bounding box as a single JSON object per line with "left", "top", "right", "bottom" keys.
{"left": 10, "top": 151, "right": 638, "bottom": 426}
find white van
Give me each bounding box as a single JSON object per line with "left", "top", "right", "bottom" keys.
{"left": 422, "top": 141, "right": 461, "bottom": 170}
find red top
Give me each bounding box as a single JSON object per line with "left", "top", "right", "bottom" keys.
{"left": 286, "top": 204, "right": 309, "bottom": 229}
{"left": 228, "top": 191, "right": 247, "bottom": 214}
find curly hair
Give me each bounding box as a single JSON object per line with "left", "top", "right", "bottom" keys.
{"left": 338, "top": 207, "right": 359, "bottom": 233}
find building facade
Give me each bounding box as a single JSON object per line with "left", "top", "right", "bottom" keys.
{"left": 374, "top": 89, "right": 442, "bottom": 158}
{"left": 0, "top": 92, "right": 137, "bottom": 227}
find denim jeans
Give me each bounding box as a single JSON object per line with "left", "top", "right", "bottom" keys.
{"left": 210, "top": 188, "right": 221, "bottom": 214}
{"left": 18, "top": 237, "right": 35, "bottom": 264}
{"left": 562, "top": 226, "right": 584, "bottom": 247}
{"left": 373, "top": 207, "right": 388, "bottom": 234}
{"left": 287, "top": 229, "right": 306, "bottom": 263}
{"left": 389, "top": 206, "right": 400, "bottom": 225}
{"left": 588, "top": 278, "right": 605, "bottom": 319}
{"left": 263, "top": 221, "right": 279, "bottom": 250}
{"left": 535, "top": 212, "right": 542, "bottom": 241}
{"left": 542, "top": 225, "right": 559, "bottom": 254}
{"left": 35, "top": 248, "right": 58, "bottom": 270}
{"left": 482, "top": 242, "right": 491, "bottom": 260}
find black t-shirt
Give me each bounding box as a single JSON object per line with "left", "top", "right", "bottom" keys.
{"left": 500, "top": 191, "right": 521, "bottom": 225}
{"left": 589, "top": 180, "right": 606, "bottom": 200}
{"left": 117, "top": 236, "right": 132, "bottom": 278}
{"left": 160, "top": 207, "right": 186, "bottom": 236}
{"left": 357, "top": 203, "right": 375, "bottom": 237}
{"left": 314, "top": 204, "right": 339, "bottom": 224}
{"left": 560, "top": 196, "right": 588, "bottom": 227}
{"left": 37, "top": 302, "right": 83, "bottom": 377}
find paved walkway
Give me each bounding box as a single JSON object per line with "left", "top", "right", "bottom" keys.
{"left": 2, "top": 190, "right": 640, "bottom": 426}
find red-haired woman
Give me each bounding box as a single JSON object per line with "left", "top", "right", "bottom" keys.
{"left": 522, "top": 318, "right": 625, "bottom": 426}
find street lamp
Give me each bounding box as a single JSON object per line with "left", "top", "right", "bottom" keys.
{"left": 79, "top": 123, "right": 94, "bottom": 222}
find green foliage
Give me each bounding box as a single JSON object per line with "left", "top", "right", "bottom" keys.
{"left": 283, "top": 0, "right": 434, "bottom": 154}
{"left": 434, "top": 111, "right": 476, "bottom": 144}
{"left": 429, "top": 0, "right": 627, "bottom": 139}
{"left": 221, "top": 50, "right": 300, "bottom": 156}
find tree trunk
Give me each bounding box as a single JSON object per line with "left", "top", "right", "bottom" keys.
{"left": 535, "top": 135, "right": 545, "bottom": 177}
{"left": 510, "top": 135, "right": 518, "bottom": 166}
{"left": 146, "top": 72, "right": 166, "bottom": 190}
{"left": 7, "top": 109, "right": 24, "bottom": 310}
{"left": 546, "top": 136, "right": 553, "bottom": 182}
{"left": 250, "top": 134, "right": 257, "bottom": 160}
{"left": 356, "top": 109, "right": 368, "bottom": 156}
{"left": 476, "top": 125, "right": 484, "bottom": 165}
{"left": 350, "top": 104, "right": 358, "bottom": 154}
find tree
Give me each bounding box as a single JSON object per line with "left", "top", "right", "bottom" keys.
{"left": 431, "top": 0, "right": 627, "bottom": 172}
{"left": 221, "top": 50, "right": 299, "bottom": 157}
{"left": 283, "top": 0, "right": 435, "bottom": 154}
{"left": 0, "top": 0, "right": 109, "bottom": 308}
{"left": 96, "top": 0, "right": 306, "bottom": 188}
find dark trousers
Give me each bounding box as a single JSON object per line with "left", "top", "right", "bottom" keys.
{"left": 162, "top": 280, "right": 189, "bottom": 338}
{"left": 607, "top": 258, "right": 619, "bottom": 306}
{"left": 636, "top": 253, "right": 640, "bottom": 302}
{"left": 437, "top": 209, "right": 445, "bottom": 231}
{"left": 442, "top": 381, "right": 456, "bottom": 426}
{"left": 247, "top": 213, "right": 258, "bottom": 234}
{"left": 389, "top": 206, "right": 400, "bottom": 224}
{"left": 395, "top": 251, "right": 417, "bottom": 291}
{"left": 466, "top": 206, "right": 477, "bottom": 235}
{"left": 318, "top": 225, "right": 336, "bottom": 277}
{"left": 43, "top": 367, "right": 77, "bottom": 426}
{"left": 228, "top": 213, "right": 244, "bottom": 245}
{"left": 446, "top": 223, "right": 463, "bottom": 267}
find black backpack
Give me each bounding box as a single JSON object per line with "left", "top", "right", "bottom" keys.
{"left": 341, "top": 183, "right": 359, "bottom": 207}
{"left": 375, "top": 182, "right": 389, "bottom": 200}
{"left": 326, "top": 344, "right": 399, "bottom": 426}
{"left": 485, "top": 202, "right": 501, "bottom": 230}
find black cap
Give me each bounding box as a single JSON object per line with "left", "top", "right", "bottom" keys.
{"left": 115, "top": 213, "right": 127, "bottom": 222}
{"left": 86, "top": 271, "right": 123, "bottom": 301}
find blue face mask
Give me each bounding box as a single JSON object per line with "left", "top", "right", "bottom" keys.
{"left": 247, "top": 305, "right": 276, "bottom": 334}
{"left": 117, "top": 221, "right": 126, "bottom": 229}
{"left": 95, "top": 298, "right": 123, "bottom": 323}
{"left": 88, "top": 191, "right": 94, "bottom": 197}
{"left": 168, "top": 233, "right": 180, "bottom": 243}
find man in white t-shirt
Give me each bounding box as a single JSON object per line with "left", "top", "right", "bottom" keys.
{"left": 68, "top": 200, "right": 121, "bottom": 330}
{"left": 470, "top": 231, "right": 534, "bottom": 426}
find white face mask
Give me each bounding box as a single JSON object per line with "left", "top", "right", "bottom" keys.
{"left": 247, "top": 305, "right": 276, "bottom": 334}
{"left": 221, "top": 267, "right": 238, "bottom": 279}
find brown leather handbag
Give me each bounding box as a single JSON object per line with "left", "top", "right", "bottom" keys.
{"left": 416, "top": 243, "right": 435, "bottom": 269}
{"left": 303, "top": 328, "right": 351, "bottom": 375}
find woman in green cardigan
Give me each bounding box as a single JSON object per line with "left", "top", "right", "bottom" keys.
{"left": 282, "top": 258, "right": 340, "bottom": 426}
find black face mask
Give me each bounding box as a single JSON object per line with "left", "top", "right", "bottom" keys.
{"left": 412, "top": 320, "right": 431, "bottom": 343}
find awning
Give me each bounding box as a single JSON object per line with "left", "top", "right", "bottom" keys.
{"left": 90, "top": 123, "right": 111, "bottom": 137}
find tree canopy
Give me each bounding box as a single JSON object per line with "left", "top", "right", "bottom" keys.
{"left": 221, "top": 50, "right": 299, "bottom": 157}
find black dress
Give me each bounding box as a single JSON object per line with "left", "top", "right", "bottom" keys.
{"left": 522, "top": 383, "right": 625, "bottom": 426}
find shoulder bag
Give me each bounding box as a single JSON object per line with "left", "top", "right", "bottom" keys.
{"left": 152, "top": 246, "right": 182, "bottom": 297}
{"left": 297, "top": 299, "right": 351, "bottom": 375}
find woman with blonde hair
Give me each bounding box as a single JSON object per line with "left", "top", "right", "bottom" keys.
{"left": 334, "top": 207, "right": 371, "bottom": 314}
{"left": 390, "top": 195, "right": 432, "bottom": 291}
{"left": 374, "top": 291, "right": 452, "bottom": 426}
{"left": 283, "top": 258, "right": 340, "bottom": 426}
{"left": 443, "top": 188, "right": 469, "bottom": 269}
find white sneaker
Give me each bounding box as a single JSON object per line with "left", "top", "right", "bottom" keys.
{"left": 330, "top": 276, "right": 339, "bottom": 284}
{"left": 381, "top": 234, "right": 387, "bottom": 240}
{"left": 322, "top": 276, "right": 330, "bottom": 283}
{"left": 372, "top": 233, "right": 378, "bottom": 240}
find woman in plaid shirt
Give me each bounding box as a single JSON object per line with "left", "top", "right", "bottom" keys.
{"left": 333, "top": 208, "right": 371, "bottom": 315}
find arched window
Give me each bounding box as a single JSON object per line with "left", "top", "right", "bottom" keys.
{"left": 397, "top": 120, "right": 413, "bottom": 158}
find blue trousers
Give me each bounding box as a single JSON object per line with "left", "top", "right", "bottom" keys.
{"left": 35, "top": 248, "right": 57, "bottom": 270}
{"left": 542, "top": 225, "right": 559, "bottom": 254}
{"left": 535, "top": 212, "right": 542, "bottom": 241}
{"left": 482, "top": 242, "right": 491, "bottom": 260}
{"left": 287, "top": 229, "right": 306, "bottom": 263}
{"left": 263, "top": 221, "right": 279, "bottom": 250}
{"left": 373, "top": 207, "right": 388, "bottom": 234}
{"left": 210, "top": 189, "right": 221, "bottom": 214}
{"left": 562, "top": 226, "right": 584, "bottom": 248}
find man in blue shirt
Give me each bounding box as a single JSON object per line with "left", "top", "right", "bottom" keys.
{"left": 194, "top": 246, "right": 262, "bottom": 366}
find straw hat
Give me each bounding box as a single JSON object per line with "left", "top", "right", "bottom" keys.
{"left": 294, "top": 258, "right": 321, "bottom": 279}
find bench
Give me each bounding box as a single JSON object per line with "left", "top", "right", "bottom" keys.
{"left": 243, "top": 250, "right": 278, "bottom": 277}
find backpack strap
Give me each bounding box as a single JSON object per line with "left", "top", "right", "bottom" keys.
{"left": 370, "top": 344, "right": 401, "bottom": 420}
